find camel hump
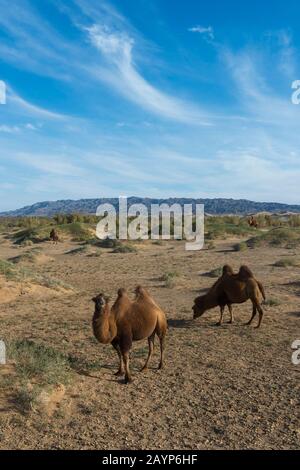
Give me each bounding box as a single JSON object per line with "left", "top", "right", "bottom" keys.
{"left": 134, "top": 285, "right": 148, "bottom": 298}
{"left": 117, "top": 288, "right": 127, "bottom": 297}
{"left": 238, "top": 265, "right": 254, "bottom": 280}
{"left": 222, "top": 264, "right": 234, "bottom": 276}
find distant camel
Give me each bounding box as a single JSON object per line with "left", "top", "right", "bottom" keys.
{"left": 49, "top": 229, "right": 59, "bottom": 244}
{"left": 193, "top": 265, "right": 266, "bottom": 328}
{"left": 92, "top": 286, "right": 167, "bottom": 383}
{"left": 248, "top": 216, "right": 258, "bottom": 228}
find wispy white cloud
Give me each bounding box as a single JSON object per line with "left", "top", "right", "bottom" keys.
{"left": 3, "top": 86, "right": 70, "bottom": 122}
{"left": 86, "top": 25, "right": 211, "bottom": 125}
{"left": 0, "top": 125, "right": 20, "bottom": 133}
{"left": 222, "top": 48, "right": 299, "bottom": 126}
{"left": 188, "top": 25, "right": 214, "bottom": 40}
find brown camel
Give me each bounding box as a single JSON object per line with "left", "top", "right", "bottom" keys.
{"left": 193, "top": 265, "right": 266, "bottom": 328}
{"left": 50, "top": 229, "right": 59, "bottom": 244}
{"left": 92, "top": 286, "right": 167, "bottom": 384}
{"left": 248, "top": 216, "right": 258, "bottom": 228}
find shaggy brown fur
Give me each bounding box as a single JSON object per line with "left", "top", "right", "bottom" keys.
{"left": 50, "top": 229, "right": 59, "bottom": 244}
{"left": 193, "top": 265, "right": 265, "bottom": 328}
{"left": 92, "top": 287, "right": 167, "bottom": 384}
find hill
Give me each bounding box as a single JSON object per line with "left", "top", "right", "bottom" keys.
{"left": 1, "top": 197, "right": 300, "bottom": 217}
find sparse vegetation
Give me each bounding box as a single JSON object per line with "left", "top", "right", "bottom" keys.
{"left": 206, "top": 241, "right": 215, "bottom": 250}
{"left": 9, "top": 249, "right": 42, "bottom": 264}
{"left": 112, "top": 244, "right": 138, "bottom": 253}
{"left": 1, "top": 340, "right": 73, "bottom": 414}
{"left": 205, "top": 216, "right": 257, "bottom": 240}
{"left": 12, "top": 227, "right": 49, "bottom": 245}
{"left": 56, "top": 222, "right": 94, "bottom": 242}
{"left": 264, "top": 298, "right": 281, "bottom": 307}
{"left": 0, "top": 258, "right": 73, "bottom": 291}
{"left": 161, "top": 271, "right": 179, "bottom": 288}
{"left": 233, "top": 241, "right": 248, "bottom": 252}
{"left": 0, "top": 211, "right": 299, "bottom": 448}
{"left": 8, "top": 340, "right": 72, "bottom": 385}
{"left": 204, "top": 267, "right": 223, "bottom": 278}
{"left": 95, "top": 238, "right": 120, "bottom": 249}
{"left": 247, "top": 228, "right": 300, "bottom": 249}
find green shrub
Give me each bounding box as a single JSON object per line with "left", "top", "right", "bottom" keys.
{"left": 56, "top": 222, "right": 94, "bottom": 242}
{"left": 8, "top": 340, "right": 72, "bottom": 385}
{"left": 112, "top": 244, "right": 137, "bottom": 253}
{"left": 247, "top": 228, "right": 300, "bottom": 249}
{"left": 233, "top": 241, "right": 247, "bottom": 252}
{"left": 264, "top": 298, "right": 281, "bottom": 307}
{"left": 96, "top": 238, "right": 120, "bottom": 249}
{"left": 0, "top": 258, "right": 73, "bottom": 290}
{"left": 161, "top": 271, "right": 178, "bottom": 288}
{"left": 12, "top": 228, "right": 48, "bottom": 245}
{"left": 205, "top": 267, "right": 223, "bottom": 278}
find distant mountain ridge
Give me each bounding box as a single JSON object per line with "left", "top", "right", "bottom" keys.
{"left": 1, "top": 197, "right": 300, "bottom": 217}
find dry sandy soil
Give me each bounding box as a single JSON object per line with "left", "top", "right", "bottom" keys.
{"left": 0, "top": 234, "right": 299, "bottom": 450}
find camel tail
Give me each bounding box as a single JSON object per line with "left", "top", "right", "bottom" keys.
{"left": 257, "top": 281, "right": 266, "bottom": 302}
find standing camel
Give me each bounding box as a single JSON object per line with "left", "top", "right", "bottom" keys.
{"left": 248, "top": 216, "right": 258, "bottom": 229}
{"left": 49, "top": 229, "right": 59, "bottom": 244}
{"left": 92, "top": 287, "right": 167, "bottom": 383}
{"left": 193, "top": 265, "right": 266, "bottom": 328}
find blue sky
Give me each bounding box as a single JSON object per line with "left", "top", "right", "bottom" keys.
{"left": 0, "top": 0, "right": 299, "bottom": 211}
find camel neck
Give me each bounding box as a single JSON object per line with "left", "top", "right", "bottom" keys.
{"left": 92, "top": 304, "right": 116, "bottom": 344}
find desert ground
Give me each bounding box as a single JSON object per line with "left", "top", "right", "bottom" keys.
{"left": 0, "top": 222, "right": 299, "bottom": 450}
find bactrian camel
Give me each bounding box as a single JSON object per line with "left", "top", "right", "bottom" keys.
{"left": 92, "top": 286, "right": 167, "bottom": 383}
{"left": 193, "top": 265, "right": 266, "bottom": 328}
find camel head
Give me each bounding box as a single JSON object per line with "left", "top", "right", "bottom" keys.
{"left": 192, "top": 295, "right": 206, "bottom": 319}
{"left": 92, "top": 294, "right": 109, "bottom": 313}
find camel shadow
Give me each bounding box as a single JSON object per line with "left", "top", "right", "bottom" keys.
{"left": 281, "top": 281, "right": 300, "bottom": 287}
{"left": 215, "top": 248, "right": 236, "bottom": 253}
{"left": 288, "top": 311, "right": 300, "bottom": 318}
{"left": 168, "top": 318, "right": 194, "bottom": 329}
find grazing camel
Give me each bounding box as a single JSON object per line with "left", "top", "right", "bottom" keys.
{"left": 193, "top": 265, "right": 266, "bottom": 328}
{"left": 248, "top": 216, "right": 258, "bottom": 229}
{"left": 50, "top": 229, "right": 59, "bottom": 244}
{"left": 92, "top": 286, "right": 167, "bottom": 384}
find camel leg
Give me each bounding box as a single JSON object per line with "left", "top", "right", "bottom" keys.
{"left": 122, "top": 350, "right": 132, "bottom": 384}
{"left": 255, "top": 303, "right": 264, "bottom": 329}
{"left": 216, "top": 305, "right": 225, "bottom": 326}
{"left": 246, "top": 304, "right": 257, "bottom": 325}
{"left": 158, "top": 334, "right": 165, "bottom": 370}
{"left": 111, "top": 339, "right": 124, "bottom": 376}
{"left": 141, "top": 333, "right": 155, "bottom": 372}
{"left": 228, "top": 304, "right": 234, "bottom": 323}
{"left": 120, "top": 335, "right": 133, "bottom": 384}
